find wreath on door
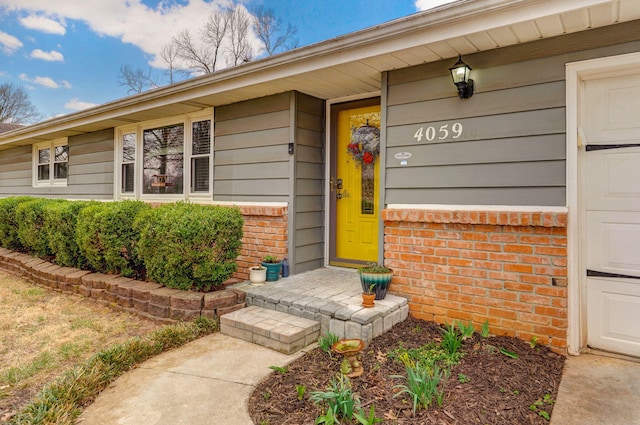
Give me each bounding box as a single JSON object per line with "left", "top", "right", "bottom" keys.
{"left": 347, "top": 120, "right": 380, "bottom": 166}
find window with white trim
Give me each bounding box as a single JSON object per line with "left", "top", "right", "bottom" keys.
{"left": 115, "top": 110, "right": 213, "bottom": 200}
{"left": 33, "top": 139, "right": 68, "bottom": 186}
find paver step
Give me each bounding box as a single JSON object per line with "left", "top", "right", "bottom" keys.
{"left": 220, "top": 306, "right": 320, "bottom": 354}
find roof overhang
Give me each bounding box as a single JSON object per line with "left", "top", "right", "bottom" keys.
{"left": 1, "top": 0, "right": 638, "bottom": 149}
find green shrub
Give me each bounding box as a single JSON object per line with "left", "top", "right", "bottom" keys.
{"left": 76, "top": 200, "right": 151, "bottom": 277}
{"left": 44, "top": 200, "right": 98, "bottom": 268}
{"left": 0, "top": 196, "right": 35, "bottom": 250}
{"left": 135, "top": 202, "right": 243, "bottom": 291}
{"left": 15, "top": 198, "right": 64, "bottom": 258}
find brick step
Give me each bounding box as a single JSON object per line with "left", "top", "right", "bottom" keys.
{"left": 220, "top": 306, "right": 320, "bottom": 354}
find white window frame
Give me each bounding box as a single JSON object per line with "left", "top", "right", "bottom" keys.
{"left": 33, "top": 138, "right": 68, "bottom": 187}
{"left": 114, "top": 109, "right": 213, "bottom": 201}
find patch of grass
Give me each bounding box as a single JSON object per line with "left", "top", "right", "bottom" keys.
{"left": 310, "top": 374, "right": 359, "bottom": 423}
{"left": 9, "top": 317, "right": 217, "bottom": 425}
{"left": 318, "top": 332, "right": 339, "bottom": 355}
{"left": 392, "top": 363, "right": 445, "bottom": 413}
{"left": 2, "top": 352, "right": 54, "bottom": 385}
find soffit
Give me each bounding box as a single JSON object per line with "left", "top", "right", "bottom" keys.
{"left": 1, "top": 0, "right": 639, "bottom": 149}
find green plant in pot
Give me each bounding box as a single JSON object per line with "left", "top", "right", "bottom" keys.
{"left": 261, "top": 255, "right": 282, "bottom": 282}
{"left": 362, "top": 283, "right": 376, "bottom": 308}
{"left": 358, "top": 262, "right": 393, "bottom": 300}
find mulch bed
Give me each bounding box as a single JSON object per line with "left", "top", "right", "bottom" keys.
{"left": 248, "top": 316, "right": 565, "bottom": 424}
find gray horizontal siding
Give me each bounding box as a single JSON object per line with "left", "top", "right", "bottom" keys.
{"left": 384, "top": 23, "right": 640, "bottom": 207}
{"left": 0, "top": 128, "right": 114, "bottom": 199}
{"left": 213, "top": 92, "right": 292, "bottom": 202}
{"left": 293, "top": 92, "right": 324, "bottom": 274}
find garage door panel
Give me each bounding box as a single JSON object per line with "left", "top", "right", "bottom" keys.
{"left": 584, "top": 72, "right": 640, "bottom": 357}
{"left": 585, "top": 148, "right": 640, "bottom": 211}
{"left": 586, "top": 212, "right": 640, "bottom": 276}
{"left": 585, "top": 74, "right": 640, "bottom": 144}
{"left": 587, "top": 278, "right": 640, "bottom": 357}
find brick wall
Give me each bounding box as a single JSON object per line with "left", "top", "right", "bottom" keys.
{"left": 234, "top": 205, "right": 288, "bottom": 280}
{"left": 382, "top": 208, "right": 568, "bottom": 353}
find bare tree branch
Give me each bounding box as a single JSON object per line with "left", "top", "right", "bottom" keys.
{"left": 225, "top": 6, "right": 252, "bottom": 66}
{"left": 0, "top": 83, "right": 41, "bottom": 124}
{"left": 118, "top": 65, "right": 159, "bottom": 95}
{"left": 252, "top": 6, "right": 298, "bottom": 56}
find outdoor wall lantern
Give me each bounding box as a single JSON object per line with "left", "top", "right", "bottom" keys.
{"left": 449, "top": 54, "right": 474, "bottom": 99}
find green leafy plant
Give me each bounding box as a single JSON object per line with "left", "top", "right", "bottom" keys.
{"left": 318, "top": 332, "right": 339, "bottom": 355}
{"left": 15, "top": 198, "right": 63, "bottom": 258}
{"left": 529, "top": 395, "right": 555, "bottom": 421}
{"left": 457, "top": 373, "right": 471, "bottom": 384}
{"left": 44, "top": 200, "right": 98, "bottom": 268}
{"left": 499, "top": 348, "right": 519, "bottom": 359}
{"left": 296, "top": 384, "right": 306, "bottom": 401}
{"left": 392, "top": 363, "right": 445, "bottom": 413}
{"left": 457, "top": 320, "right": 475, "bottom": 340}
{"left": 315, "top": 407, "right": 338, "bottom": 425}
{"left": 530, "top": 335, "right": 540, "bottom": 348}
{"left": 357, "top": 262, "right": 392, "bottom": 274}
{"left": 268, "top": 365, "right": 288, "bottom": 374}
{"left": 353, "top": 405, "right": 384, "bottom": 424}
{"left": 480, "top": 320, "right": 490, "bottom": 338}
{"left": 263, "top": 255, "right": 280, "bottom": 263}
{"left": 310, "top": 374, "right": 359, "bottom": 422}
{"left": 441, "top": 322, "right": 463, "bottom": 358}
{"left": 0, "top": 196, "right": 34, "bottom": 250}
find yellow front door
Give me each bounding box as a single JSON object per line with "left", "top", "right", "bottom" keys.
{"left": 333, "top": 104, "right": 381, "bottom": 265}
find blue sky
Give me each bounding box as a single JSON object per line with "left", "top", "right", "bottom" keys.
{"left": 0, "top": 0, "right": 455, "bottom": 121}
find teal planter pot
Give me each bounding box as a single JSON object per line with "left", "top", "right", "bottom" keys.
{"left": 262, "top": 262, "right": 282, "bottom": 282}
{"left": 359, "top": 270, "right": 393, "bottom": 300}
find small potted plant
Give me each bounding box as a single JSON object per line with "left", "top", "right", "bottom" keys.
{"left": 362, "top": 283, "right": 376, "bottom": 308}
{"left": 261, "top": 255, "right": 282, "bottom": 282}
{"left": 249, "top": 265, "right": 267, "bottom": 285}
{"left": 358, "top": 262, "right": 393, "bottom": 300}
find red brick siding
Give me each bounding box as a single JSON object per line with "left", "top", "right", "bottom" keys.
{"left": 382, "top": 208, "right": 568, "bottom": 353}
{"left": 234, "top": 205, "right": 288, "bottom": 280}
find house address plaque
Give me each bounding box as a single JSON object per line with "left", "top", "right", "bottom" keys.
{"left": 413, "top": 122, "right": 463, "bottom": 142}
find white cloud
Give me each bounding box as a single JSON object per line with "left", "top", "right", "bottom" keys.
{"left": 19, "top": 73, "right": 71, "bottom": 89}
{"left": 33, "top": 76, "right": 60, "bottom": 88}
{"left": 19, "top": 15, "right": 66, "bottom": 34}
{"left": 415, "top": 0, "right": 458, "bottom": 11}
{"left": 0, "top": 0, "right": 259, "bottom": 70}
{"left": 64, "top": 97, "right": 97, "bottom": 111}
{"left": 30, "top": 48, "right": 64, "bottom": 62}
{"left": 0, "top": 30, "right": 22, "bottom": 54}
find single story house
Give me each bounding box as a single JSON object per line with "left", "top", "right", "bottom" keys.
{"left": 1, "top": 0, "right": 639, "bottom": 357}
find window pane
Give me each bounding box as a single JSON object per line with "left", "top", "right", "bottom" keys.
{"left": 122, "top": 163, "right": 134, "bottom": 192}
{"left": 38, "top": 164, "right": 50, "bottom": 181}
{"left": 191, "top": 157, "right": 209, "bottom": 192}
{"left": 192, "top": 120, "right": 211, "bottom": 155}
{"left": 143, "top": 124, "right": 184, "bottom": 194}
{"left": 38, "top": 148, "right": 50, "bottom": 164}
{"left": 123, "top": 133, "right": 135, "bottom": 162}
{"left": 54, "top": 145, "right": 68, "bottom": 162}
{"left": 54, "top": 162, "right": 67, "bottom": 179}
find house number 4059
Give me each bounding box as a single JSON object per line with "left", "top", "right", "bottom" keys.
{"left": 413, "top": 122, "right": 463, "bottom": 142}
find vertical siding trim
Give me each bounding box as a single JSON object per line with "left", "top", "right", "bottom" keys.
{"left": 379, "top": 72, "right": 389, "bottom": 266}
{"left": 288, "top": 92, "right": 297, "bottom": 272}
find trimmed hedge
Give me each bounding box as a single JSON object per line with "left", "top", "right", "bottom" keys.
{"left": 15, "top": 198, "right": 64, "bottom": 258}
{"left": 75, "top": 200, "right": 151, "bottom": 278}
{"left": 0, "top": 197, "right": 245, "bottom": 290}
{"left": 0, "top": 196, "right": 35, "bottom": 250}
{"left": 44, "top": 200, "right": 98, "bottom": 268}
{"left": 135, "top": 202, "right": 243, "bottom": 291}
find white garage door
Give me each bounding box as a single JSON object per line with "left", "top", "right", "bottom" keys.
{"left": 584, "top": 73, "right": 640, "bottom": 357}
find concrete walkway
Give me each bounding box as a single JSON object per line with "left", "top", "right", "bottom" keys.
{"left": 79, "top": 333, "right": 640, "bottom": 425}
{"left": 77, "top": 333, "right": 308, "bottom": 425}
{"left": 550, "top": 352, "right": 640, "bottom": 425}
